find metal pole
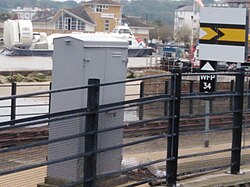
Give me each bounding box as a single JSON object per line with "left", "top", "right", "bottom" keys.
{"left": 204, "top": 100, "right": 210, "bottom": 148}
{"left": 248, "top": 80, "right": 250, "bottom": 110}
{"left": 164, "top": 81, "right": 169, "bottom": 117}
{"left": 11, "top": 82, "right": 17, "bottom": 125}
{"left": 84, "top": 79, "right": 100, "bottom": 187}
{"left": 48, "top": 82, "right": 52, "bottom": 115}
{"left": 230, "top": 80, "right": 234, "bottom": 111}
{"left": 139, "top": 82, "right": 144, "bottom": 120}
{"left": 231, "top": 68, "right": 244, "bottom": 174}
{"left": 189, "top": 80, "right": 194, "bottom": 115}
{"left": 166, "top": 68, "right": 181, "bottom": 186}
{"left": 190, "top": 0, "right": 195, "bottom": 73}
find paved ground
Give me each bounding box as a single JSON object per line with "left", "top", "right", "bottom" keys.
{"left": 0, "top": 54, "right": 151, "bottom": 72}
{"left": 0, "top": 167, "right": 46, "bottom": 187}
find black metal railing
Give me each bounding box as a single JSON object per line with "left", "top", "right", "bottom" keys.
{"left": 0, "top": 70, "right": 249, "bottom": 187}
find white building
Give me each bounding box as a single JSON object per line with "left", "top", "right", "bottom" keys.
{"left": 173, "top": 5, "right": 200, "bottom": 43}
{"left": 12, "top": 7, "right": 41, "bottom": 20}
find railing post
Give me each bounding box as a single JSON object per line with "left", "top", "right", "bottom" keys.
{"left": 164, "top": 80, "right": 169, "bottom": 116}
{"left": 230, "top": 80, "right": 234, "bottom": 111}
{"left": 84, "top": 79, "right": 100, "bottom": 187}
{"left": 48, "top": 82, "right": 52, "bottom": 114}
{"left": 189, "top": 80, "right": 193, "bottom": 115}
{"left": 166, "top": 68, "right": 181, "bottom": 186}
{"left": 11, "top": 82, "right": 17, "bottom": 125}
{"left": 139, "top": 81, "right": 144, "bottom": 120}
{"left": 231, "top": 68, "right": 244, "bottom": 174}
{"left": 248, "top": 80, "right": 250, "bottom": 110}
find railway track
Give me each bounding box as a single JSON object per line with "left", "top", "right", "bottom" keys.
{"left": 0, "top": 115, "right": 237, "bottom": 147}
{"left": 124, "top": 115, "right": 234, "bottom": 137}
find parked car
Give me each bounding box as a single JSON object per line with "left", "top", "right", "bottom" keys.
{"left": 217, "top": 61, "right": 229, "bottom": 71}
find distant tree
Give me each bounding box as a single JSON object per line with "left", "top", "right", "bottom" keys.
{"left": 0, "top": 13, "right": 11, "bottom": 21}
{"left": 174, "top": 26, "right": 191, "bottom": 44}
{"left": 123, "top": 0, "right": 214, "bottom": 27}
{"left": 153, "top": 19, "right": 163, "bottom": 27}
{"left": 0, "top": 0, "right": 78, "bottom": 12}
{"left": 149, "top": 25, "right": 173, "bottom": 42}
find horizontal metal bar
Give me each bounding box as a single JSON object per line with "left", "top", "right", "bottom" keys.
{"left": 97, "top": 133, "right": 168, "bottom": 154}
{"left": 126, "top": 83, "right": 140, "bottom": 86}
{"left": 0, "top": 115, "right": 10, "bottom": 117}
{"left": 100, "top": 74, "right": 174, "bottom": 88}
{"left": 0, "top": 109, "right": 87, "bottom": 130}
{"left": 181, "top": 92, "right": 240, "bottom": 100}
{"left": 17, "top": 84, "right": 50, "bottom": 87}
{"left": 125, "top": 94, "right": 140, "bottom": 97}
{"left": 16, "top": 113, "right": 48, "bottom": 116}
{"left": 99, "top": 116, "right": 168, "bottom": 133}
{"left": 16, "top": 104, "right": 49, "bottom": 107}
{"left": 101, "top": 93, "right": 170, "bottom": 109}
{"left": 180, "top": 111, "right": 233, "bottom": 119}
{"left": 179, "top": 125, "right": 234, "bottom": 136}
{"left": 178, "top": 148, "right": 232, "bottom": 160}
{"left": 0, "top": 130, "right": 89, "bottom": 154}
{"left": 0, "top": 85, "right": 89, "bottom": 101}
{"left": 182, "top": 72, "right": 240, "bottom": 76}
{"left": 99, "top": 95, "right": 172, "bottom": 114}
{"left": 0, "top": 150, "right": 93, "bottom": 176}
{"left": 29, "top": 95, "right": 49, "bottom": 98}
{"left": 0, "top": 106, "right": 11, "bottom": 108}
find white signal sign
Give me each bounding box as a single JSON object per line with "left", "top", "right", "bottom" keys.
{"left": 200, "top": 61, "right": 217, "bottom": 93}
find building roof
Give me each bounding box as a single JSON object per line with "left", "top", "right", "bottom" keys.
{"left": 65, "top": 7, "right": 95, "bottom": 25}
{"left": 83, "top": 0, "right": 122, "bottom": 6}
{"left": 49, "top": 7, "right": 95, "bottom": 26}
{"left": 122, "top": 16, "right": 152, "bottom": 28}
{"left": 32, "top": 10, "right": 55, "bottom": 22}
{"left": 176, "top": 5, "right": 200, "bottom": 12}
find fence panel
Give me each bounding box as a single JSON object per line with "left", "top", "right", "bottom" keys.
{"left": 0, "top": 71, "right": 248, "bottom": 187}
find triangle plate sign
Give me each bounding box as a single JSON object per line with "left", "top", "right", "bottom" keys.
{"left": 200, "top": 60, "right": 217, "bottom": 93}
{"left": 200, "top": 61, "right": 217, "bottom": 72}
{"left": 201, "top": 62, "right": 215, "bottom": 71}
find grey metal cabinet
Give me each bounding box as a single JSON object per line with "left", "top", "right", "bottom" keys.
{"left": 48, "top": 34, "right": 128, "bottom": 182}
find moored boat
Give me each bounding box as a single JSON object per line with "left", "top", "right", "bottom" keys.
{"left": 2, "top": 20, "right": 153, "bottom": 57}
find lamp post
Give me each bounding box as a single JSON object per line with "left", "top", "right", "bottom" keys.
{"left": 190, "top": 0, "right": 195, "bottom": 72}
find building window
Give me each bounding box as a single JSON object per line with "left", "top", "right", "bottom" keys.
{"left": 104, "top": 20, "right": 110, "bottom": 32}
{"left": 55, "top": 21, "right": 59, "bottom": 29}
{"left": 64, "top": 17, "right": 72, "bottom": 30}
{"left": 59, "top": 18, "right": 63, "bottom": 29}
{"left": 77, "top": 21, "right": 85, "bottom": 30}
{"left": 55, "top": 14, "right": 85, "bottom": 31}
{"left": 25, "top": 13, "right": 29, "bottom": 19}
{"left": 95, "top": 5, "right": 109, "bottom": 12}
{"left": 71, "top": 17, "right": 77, "bottom": 30}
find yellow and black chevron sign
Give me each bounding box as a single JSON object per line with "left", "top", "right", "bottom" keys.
{"left": 199, "top": 23, "right": 247, "bottom": 46}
